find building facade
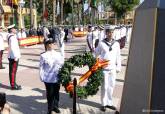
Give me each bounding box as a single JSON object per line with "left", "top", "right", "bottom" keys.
{"left": 0, "top": 0, "right": 37, "bottom": 29}
{"left": 98, "top": 10, "right": 135, "bottom": 25}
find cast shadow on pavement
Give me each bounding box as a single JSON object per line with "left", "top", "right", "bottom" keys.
{"left": 65, "top": 49, "right": 86, "bottom": 54}
{"left": 20, "top": 53, "right": 40, "bottom": 56}
{"left": 0, "top": 83, "right": 11, "bottom": 90}
{"left": 27, "top": 59, "right": 40, "bottom": 62}
{"left": 5, "top": 87, "right": 113, "bottom": 114}
{"left": 34, "top": 88, "right": 102, "bottom": 114}
{"left": 66, "top": 44, "right": 86, "bottom": 47}
{"left": 6, "top": 89, "right": 47, "bottom": 114}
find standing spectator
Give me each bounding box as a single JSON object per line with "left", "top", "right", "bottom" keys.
{"left": 67, "top": 28, "right": 73, "bottom": 42}
{"left": 86, "top": 25, "right": 94, "bottom": 52}
{"left": 95, "top": 26, "right": 121, "bottom": 112}
{"left": 126, "top": 24, "right": 132, "bottom": 43}
{"left": 43, "top": 26, "right": 50, "bottom": 51}
{"left": 56, "top": 27, "right": 65, "bottom": 58}
{"left": 0, "top": 26, "right": 5, "bottom": 69}
{"left": 43, "top": 26, "right": 50, "bottom": 41}
{"left": 29, "top": 27, "right": 34, "bottom": 36}
{"left": 98, "top": 25, "right": 105, "bottom": 42}
{"left": 7, "top": 24, "right": 21, "bottom": 90}
{"left": 51, "top": 27, "right": 60, "bottom": 43}
{"left": 39, "top": 38, "right": 64, "bottom": 114}
{"left": 37, "top": 26, "right": 43, "bottom": 36}
{"left": 64, "top": 27, "right": 68, "bottom": 42}
{"left": 93, "top": 26, "right": 99, "bottom": 41}
{"left": 17, "top": 28, "right": 27, "bottom": 39}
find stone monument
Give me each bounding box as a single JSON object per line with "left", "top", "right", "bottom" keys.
{"left": 120, "top": 0, "right": 165, "bottom": 114}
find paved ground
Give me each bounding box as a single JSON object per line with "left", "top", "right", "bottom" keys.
{"left": 0, "top": 37, "right": 129, "bottom": 114}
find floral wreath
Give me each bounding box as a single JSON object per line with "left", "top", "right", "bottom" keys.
{"left": 59, "top": 52, "right": 107, "bottom": 98}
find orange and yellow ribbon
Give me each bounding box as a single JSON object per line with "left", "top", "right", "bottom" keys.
{"left": 66, "top": 58, "right": 109, "bottom": 92}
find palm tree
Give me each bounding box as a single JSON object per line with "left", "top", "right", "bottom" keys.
{"left": 30, "top": 0, "right": 33, "bottom": 27}
{"left": 42, "top": 0, "right": 45, "bottom": 24}
{"left": 60, "top": 0, "right": 64, "bottom": 24}
{"left": 53, "top": 0, "right": 56, "bottom": 26}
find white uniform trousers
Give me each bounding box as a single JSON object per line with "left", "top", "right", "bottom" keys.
{"left": 101, "top": 69, "right": 116, "bottom": 106}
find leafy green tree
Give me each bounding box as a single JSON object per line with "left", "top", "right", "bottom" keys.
{"left": 24, "top": 0, "right": 43, "bottom": 27}
{"left": 111, "top": 0, "right": 140, "bottom": 18}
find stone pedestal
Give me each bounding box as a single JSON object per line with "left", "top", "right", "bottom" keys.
{"left": 120, "top": 0, "right": 165, "bottom": 114}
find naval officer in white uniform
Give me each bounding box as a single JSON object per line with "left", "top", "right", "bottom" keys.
{"left": 39, "top": 38, "right": 64, "bottom": 114}
{"left": 7, "top": 24, "right": 22, "bottom": 90}
{"left": 95, "top": 26, "right": 121, "bottom": 112}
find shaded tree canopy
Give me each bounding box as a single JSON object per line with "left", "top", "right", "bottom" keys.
{"left": 110, "top": 0, "right": 140, "bottom": 18}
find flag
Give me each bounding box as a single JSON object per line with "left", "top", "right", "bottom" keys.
{"left": 90, "top": 0, "right": 97, "bottom": 9}
{"left": 7, "top": 0, "right": 18, "bottom": 9}
{"left": 7, "top": 0, "right": 12, "bottom": 6}
{"left": 43, "top": 8, "right": 48, "bottom": 20}
{"left": 13, "top": 0, "right": 18, "bottom": 6}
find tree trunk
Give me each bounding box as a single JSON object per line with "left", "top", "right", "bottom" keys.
{"left": 43, "top": 0, "right": 45, "bottom": 24}
{"left": 91, "top": 7, "right": 95, "bottom": 25}
{"left": 124, "top": 13, "right": 126, "bottom": 24}
{"left": 60, "top": 0, "right": 64, "bottom": 25}
{"left": 77, "top": 3, "right": 80, "bottom": 26}
{"left": 115, "top": 13, "right": 117, "bottom": 25}
{"left": 30, "top": 0, "right": 33, "bottom": 28}
{"left": 72, "top": 0, "right": 74, "bottom": 26}
{"left": 53, "top": 0, "right": 56, "bottom": 26}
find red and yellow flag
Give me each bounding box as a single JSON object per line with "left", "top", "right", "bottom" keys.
{"left": 7, "top": 0, "right": 18, "bottom": 8}
{"left": 13, "top": 0, "right": 18, "bottom": 5}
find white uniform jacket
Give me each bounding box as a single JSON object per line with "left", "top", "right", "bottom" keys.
{"left": 95, "top": 39, "right": 121, "bottom": 71}
{"left": 17, "top": 32, "right": 27, "bottom": 39}
{"left": 39, "top": 50, "right": 64, "bottom": 83}
{"left": 7, "top": 33, "right": 21, "bottom": 59}
{"left": 113, "top": 28, "right": 121, "bottom": 40}
{"left": 0, "top": 32, "right": 5, "bottom": 50}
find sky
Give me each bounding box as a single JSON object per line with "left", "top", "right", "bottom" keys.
{"left": 140, "top": 0, "right": 144, "bottom": 3}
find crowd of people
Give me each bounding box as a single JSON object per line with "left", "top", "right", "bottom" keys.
{"left": 0, "top": 23, "right": 132, "bottom": 114}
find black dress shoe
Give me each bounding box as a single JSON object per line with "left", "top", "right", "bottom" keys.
{"left": 0, "top": 67, "right": 5, "bottom": 69}
{"left": 105, "top": 105, "right": 116, "bottom": 110}
{"left": 11, "top": 85, "right": 22, "bottom": 90}
{"left": 100, "top": 106, "right": 106, "bottom": 112}
{"left": 53, "top": 107, "right": 60, "bottom": 113}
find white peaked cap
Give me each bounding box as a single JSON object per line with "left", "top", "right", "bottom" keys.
{"left": 7, "top": 24, "right": 15, "bottom": 29}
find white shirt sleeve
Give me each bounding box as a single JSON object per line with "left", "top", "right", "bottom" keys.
{"left": 39, "top": 55, "right": 44, "bottom": 82}
{"left": 94, "top": 42, "right": 102, "bottom": 58}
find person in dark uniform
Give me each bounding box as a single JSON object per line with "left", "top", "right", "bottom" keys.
{"left": 39, "top": 38, "right": 64, "bottom": 114}
{"left": 7, "top": 24, "right": 21, "bottom": 90}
